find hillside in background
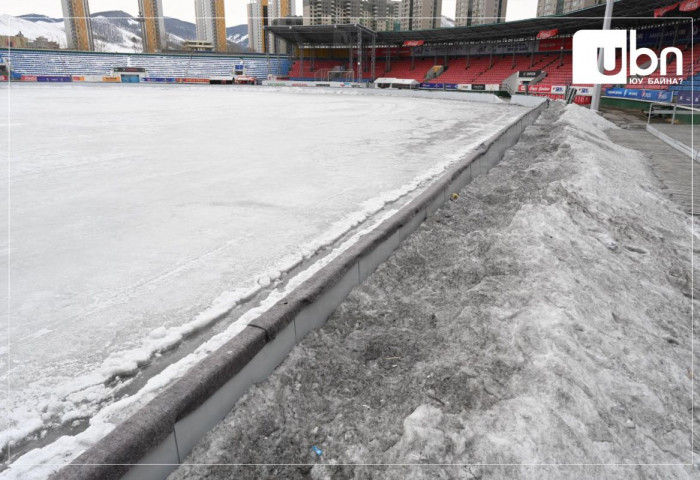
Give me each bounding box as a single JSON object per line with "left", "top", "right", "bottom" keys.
{"left": 441, "top": 16, "right": 455, "bottom": 27}
{"left": 226, "top": 24, "right": 248, "bottom": 46}
{"left": 0, "top": 11, "right": 249, "bottom": 53}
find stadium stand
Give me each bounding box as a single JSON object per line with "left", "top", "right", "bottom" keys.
{"left": 0, "top": 49, "right": 292, "bottom": 80}
{"left": 424, "top": 54, "right": 549, "bottom": 85}
{"left": 536, "top": 53, "right": 573, "bottom": 87}
{"left": 668, "top": 47, "right": 700, "bottom": 92}
{"left": 670, "top": 71, "right": 700, "bottom": 92}
{"left": 429, "top": 56, "right": 493, "bottom": 84}
{"left": 289, "top": 57, "right": 440, "bottom": 82}
{"left": 225, "top": 40, "right": 699, "bottom": 104}
{"left": 269, "top": 0, "right": 700, "bottom": 106}
{"left": 289, "top": 48, "right": 692, "bottom": 95}
{"left": 374, "top": 58, "right": 439, "bottom": 82}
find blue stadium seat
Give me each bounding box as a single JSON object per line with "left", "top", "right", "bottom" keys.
{"left": 0, "top": 50, "right": 292, "bottom": 80}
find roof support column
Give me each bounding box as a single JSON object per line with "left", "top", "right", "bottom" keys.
{"left": 371, "top": 36, "right": 376, "bottom": 81}
{"left": 672, "top": 24, "right": 679, "bottom": 50}
{"left": 294, "top": 31, "right": 305, "bottom": 80}
{"left": 559, "top": 45, "right": 564, "bottom": 66}
{"left": 657, "top": 25, "right": 665, "bottom": 51}
{"left": 592, "top": 0, "right": 615, "bottom": 112}
{"left": 301, "top": 53, "right": 304, "bottom": 79}
{"left": 358, "top": 25, "right": 363, "bottom": 83}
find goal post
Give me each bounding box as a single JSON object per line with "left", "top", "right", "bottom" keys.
{"left": 327, "top": 70, "right": 355, "bottom": 82}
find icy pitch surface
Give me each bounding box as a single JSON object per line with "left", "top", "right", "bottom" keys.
{"left": 0, "top": 85, "right": 522, "bottom": 460}
{"left": 171, "top": 103, "right": 697, "bottom": 480}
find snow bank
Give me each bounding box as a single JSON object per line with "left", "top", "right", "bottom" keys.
{"left": 167, "top": 102, "right": 696, "bottom": 479}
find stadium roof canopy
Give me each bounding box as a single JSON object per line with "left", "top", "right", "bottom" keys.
{"left": 268, "top": 23, "right": 378, "bottom": 47}
{"left": 267, "top": 0, "right": 699, "bottom": 47}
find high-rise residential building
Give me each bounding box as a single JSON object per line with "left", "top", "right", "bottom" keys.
{"left": 455, "top": 0, "right": 508, "bottom": 26}
{"left": 61, "top": 0, "right": 94, "bottom": 51}
{"left": 267, "top": 0, "right": 297, "bottom": 53}
{"left": 303, "top": 0, "right": 332, "bottom": 25}
{"left": 302, "top": 0, "right": 399, "bottom": 28}
{"left": 270, "top": 0, "right": 297, "bottom": 19}
{"left": 248, "top": 0, "right": 269, "bottom": 53}
{"left": 138, "top": 0, "right": 167, "bottom": 53}
{"left": 369, "top": 0, "right": 401, "bottom": 31}
{"left": 303, "top": 0, "right": 358, "bottom": 25}
{"left": 399, "top": 0, "right": 443, "bottom": 31}
{"left": 195, "top": 0, "right": 227, "bottom": 52}
{"left": 537, "top": 0, "right": 604, "bottom": 17}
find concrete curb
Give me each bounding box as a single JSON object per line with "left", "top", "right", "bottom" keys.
{"left": 255, "top": 85, "right": 507, "bottom": 104}
{"left": 50, "top": 96, "right": 548, "bottom": 480}
{"left": 646, "top": 124, "right": 700, "bottom": 163}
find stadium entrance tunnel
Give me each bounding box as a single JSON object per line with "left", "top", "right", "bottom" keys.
{"left": 120, "top": 74, "right": 141, "bottom": 83}
{"left": 49, "top": 94, "right": 549, "bottom": 480}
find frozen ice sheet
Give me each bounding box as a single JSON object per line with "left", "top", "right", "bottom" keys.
{"left": 0, "top": 84, "right": 523, "bottom": 469}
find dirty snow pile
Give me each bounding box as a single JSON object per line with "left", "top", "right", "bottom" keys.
{"left": 170, "top": 103, "right": 697, "bottom": 480}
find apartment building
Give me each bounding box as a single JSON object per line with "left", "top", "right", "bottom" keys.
{"left": 247, "top": 0, "right": 269, "bottom": 52}
{"left": 138, "top": 0, "right": 167, "bottom": 53}
{"left": 399, "top": 0, "right": 443, "bottom": 31}
{"left": 267, "top": 0, "right": 297, "bottom": 52}
{"left": 61, "top": 0, "right": 94, "bottom": 51}
{"left": 303, "top": 0, "right": 400, "bottom": 30}
{"left": 455, "top": 0, "right": 508, "bottom": 27}
{"left": 194, "top": 0, "right": 227, "bottom": 53}
{"left": 537, "top": 0, "right": 604, "bottom": 17}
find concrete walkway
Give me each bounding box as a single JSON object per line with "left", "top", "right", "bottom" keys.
{"left": 601, "top": 108, "right": 700, "bottom": 215}
{"left": 649, "top": 123, "right": 700, "bottom": 151}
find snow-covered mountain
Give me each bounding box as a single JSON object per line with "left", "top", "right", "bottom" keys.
{"left": 226, "top": 24, "right": 249, "bottom": 47}
{"left": 90, "top": 12, "right": 144, "bottom": 53}
{"left": 441, "top": 16, "right": 455, "bottom": 28}
{"left": 0, "top": 12, "right": 249, "bottom": 53}
{"left": 0, "top": 13, "right": 67, "bottom": 48}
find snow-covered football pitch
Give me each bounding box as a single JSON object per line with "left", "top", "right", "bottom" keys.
{"left": 0, "top": 84, "right": 528, "bottom": 472}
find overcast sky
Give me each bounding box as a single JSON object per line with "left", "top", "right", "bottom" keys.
{"left": 2, "top": 0, "right": 538, "bottom": 27}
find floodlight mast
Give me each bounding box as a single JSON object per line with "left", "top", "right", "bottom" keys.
{"left": 591, "top": 0, "right": 615, "bottom": 112}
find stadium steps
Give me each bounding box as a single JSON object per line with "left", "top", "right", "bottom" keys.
{"left": 602, "top": 109, "right": 700, "bottom": 215}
